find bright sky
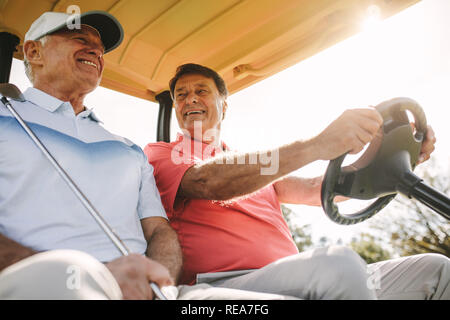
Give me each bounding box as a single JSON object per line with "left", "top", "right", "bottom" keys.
{"left": 224, "top": 0, "right": 450, "bottom": 243}
{"left": 9, "top": 0, "right": 450, "bottom": 244}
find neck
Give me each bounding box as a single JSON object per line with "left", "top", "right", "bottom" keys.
{"left": 187, "top": 128, "right": 221, "bottom": 147}
{"left": 34, "top": 81, "right": 90, "bottom": 115}
{"left": 202, "top": 134, "right": 221, "bottom": 147}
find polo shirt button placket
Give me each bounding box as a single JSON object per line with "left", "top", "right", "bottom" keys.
{"left": 61, "top": 102, "right": 80, "bottom": 137}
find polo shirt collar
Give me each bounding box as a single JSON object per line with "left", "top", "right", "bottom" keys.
{"left": 23, "top": 87, "right": 102, "bottom": 123}
{"left": 24, "top": 87, "right": 65, "bottom": 113}
{"left": 79, "top": 107, "right": 103, "bottom": 123}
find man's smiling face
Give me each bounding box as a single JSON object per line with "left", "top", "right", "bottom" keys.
{"left": 173, "top": 73, "right": 227, "bottom": 141}
{"left": 38, "top": 25, "right": 105, "bottom": 93}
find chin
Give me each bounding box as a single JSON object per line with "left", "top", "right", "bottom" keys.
{"left": 180, "top": 126, "right": 201, "bottom": 139}
{"left": 186, "top": 120, "right": 204, "bottom": 129}
{"left": 78, "top": 78, "right": 101, "bottom": 93}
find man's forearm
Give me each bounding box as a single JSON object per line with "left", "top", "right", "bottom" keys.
{"left": 0, "top": 234, "right": 36, "bottom": 272}
{"left": 274, "top": 175, "right": 350, "bottom": 206}
{"left": 180, "top": 139, "right": 320, "bottom": 201}
{"left": 274, "top": 176, "right": 323, "bottom": 206}
{"left": 145, "top": 224, "right": 183, "bottom": 283}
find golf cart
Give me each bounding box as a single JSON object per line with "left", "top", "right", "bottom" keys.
{"left": 0, "top": 0, "right": 448, "bottom": 267}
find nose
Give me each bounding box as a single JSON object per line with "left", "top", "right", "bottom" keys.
{"left": 87, "top": 46, "right": 104, "bottom": 60}
{"left": 86, "top": 45, "right": 104, "bottom": 71}
{"left": 186, "top": 92, "right": 198, "bottom": 105}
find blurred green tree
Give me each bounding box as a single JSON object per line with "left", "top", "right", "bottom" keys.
{"left": 281, "top": 205, "right": 313, "bottom": 252}
{"left": 350, "top": 233, "right": 392, "bottom": 264}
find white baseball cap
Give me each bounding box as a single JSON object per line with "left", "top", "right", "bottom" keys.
{"left": 25, "top": 11, "right": 124, "bottom": 53}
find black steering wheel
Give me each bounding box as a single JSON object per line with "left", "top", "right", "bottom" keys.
{"left": 321, "top": 97, "right": 431, "bottom": 225}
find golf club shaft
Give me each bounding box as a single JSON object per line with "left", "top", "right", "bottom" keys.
{"left": 1, "top": 97, "right": 167, "bottom": 299}
{"left": 2, "top": 97, "right": 130, "bottom": 255}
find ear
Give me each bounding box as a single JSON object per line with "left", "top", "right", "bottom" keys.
{"left": 23, "top": 40, "right": 44, "bottom": 66}
{"left": 222, "top": 100, "right": 228, "bottom": 120}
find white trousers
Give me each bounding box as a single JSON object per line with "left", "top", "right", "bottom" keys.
{"left": 0, "top": 250, "right": 123, "bottom": 300}
{"left": 0, "top": 250, "right": 295, "bottom": 300}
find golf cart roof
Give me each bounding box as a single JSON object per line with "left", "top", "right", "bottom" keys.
{"left": 1, "top": 0, "right": 419, "bottom": 102}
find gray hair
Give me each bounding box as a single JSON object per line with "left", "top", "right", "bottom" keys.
{"left": 23, "top": 35, "right": 49, "bottom": 83}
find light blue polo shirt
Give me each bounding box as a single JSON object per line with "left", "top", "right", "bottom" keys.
{"left": 0, "top": 88, "right": 167, "bottom": 262}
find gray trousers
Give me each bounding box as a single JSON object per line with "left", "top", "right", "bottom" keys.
{"left": 201, "top": 246, "right": 450, "bottom": 300}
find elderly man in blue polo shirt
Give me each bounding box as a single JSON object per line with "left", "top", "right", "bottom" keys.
{"left": 0, "top": 10, "right": 178, "bottom": 300}
{"left": 0, "top": 11, "right": 293, "bottom": 301}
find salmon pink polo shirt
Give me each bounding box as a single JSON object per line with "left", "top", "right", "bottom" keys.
{"left": 144, "top": 133, "right": 298, "bottom": 285}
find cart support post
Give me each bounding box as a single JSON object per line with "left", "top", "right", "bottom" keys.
{"left": 0, "top": 32, "right": 20, "bottom": 83}
{"left": 156, "top": 90, "right": 173, "bottom": 142}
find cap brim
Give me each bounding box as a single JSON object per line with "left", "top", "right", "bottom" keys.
{"left": 79, "top": 11, "right": 123, "bottom": 53}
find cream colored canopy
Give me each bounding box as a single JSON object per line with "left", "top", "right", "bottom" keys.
{"left": 0, "top": 0, "right": 419, "bottom": 102}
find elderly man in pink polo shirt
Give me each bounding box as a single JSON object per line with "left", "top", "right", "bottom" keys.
{"left": 144, "top": 63, "right": 449, "bottom": 299}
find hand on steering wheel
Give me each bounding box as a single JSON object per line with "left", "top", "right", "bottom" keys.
{"left": 320, "top": 98, "right": 427, "bottom": 225}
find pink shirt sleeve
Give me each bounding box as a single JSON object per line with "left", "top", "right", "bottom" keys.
{"left": 143, "top": 142, "right": 194, "bottom": 218}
